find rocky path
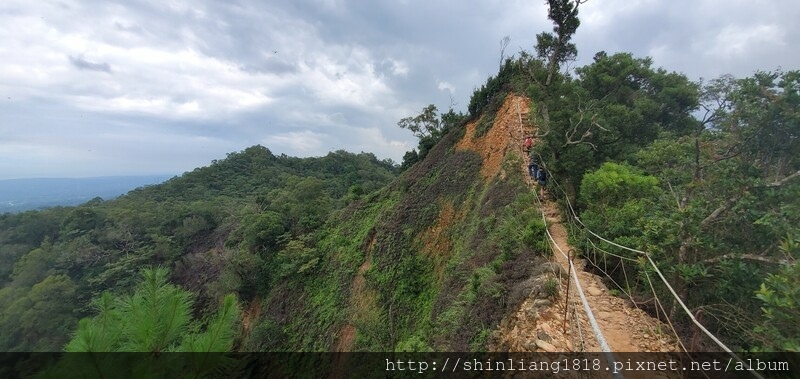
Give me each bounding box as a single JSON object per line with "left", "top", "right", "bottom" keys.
{"left": 492, "top": 91, "right": 679, "bottom": 356}
{"left": 539, "top": 195, "right": 678, "bottom": 354}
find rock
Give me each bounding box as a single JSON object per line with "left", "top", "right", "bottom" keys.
{"left": 587, "top": 287, "right": 602, "bottom": 296}
{"left": 525, "top": 311, "right": 538, "bottom": 323}
{"left": 535, "top": 339, "right": 557, "bottom": 352}
{"left": 597, "top": 311, "right": 611, "bottom": 320}
{"left": 537, "top": 331, "right": 552, "bottom": 342}
{"left": 534, "top": 299, "right": 552, "bottom": 308}
{"left": 533, "top": 262, "right": 568, "bottom": 279}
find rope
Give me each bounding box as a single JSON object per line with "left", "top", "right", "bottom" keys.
{"left": 585, "top": 240, "right": 637, "bottom": 301}
{"left": 532, "top": 188, "right": 623, "bottom": 379}
{"left": 586, "top": 232, "right": 693, "bottom": 358}
{"left": 540, "top": 158, "right": 765, "bottom": 379}
{"left": 588, "top": 239, "right": 639, "bottom": 262}
{"left": 523, "top": 121, "right": 760, "bottom": 377}
{"left": 643, "top": 268, "right": 690, "bottom": 354}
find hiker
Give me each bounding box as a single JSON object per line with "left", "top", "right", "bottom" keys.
{"left": 528, "top": 156, "right": 539, "bottom": 178}
{"left": 523, "top": 136, "right": 533, "bottom": 152}
{"left": 537, "top": 168, "right": 548, "bottom": 186}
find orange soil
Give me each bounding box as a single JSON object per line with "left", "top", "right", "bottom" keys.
{"left": 334, "top": 93, "right": 678, "bottom": 362}
{"left": 493, "top": 92, "right": 680, "bottom": 359}
{"left": 456, "top": 94, "right": 531, "bottom": 180}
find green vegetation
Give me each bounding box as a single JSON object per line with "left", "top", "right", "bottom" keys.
{"left": 755, "top": 243, "right": 800, "bottom": 352}
{"left": 446, "top": 0, "right": 800, "bottom": 353}
{"left": 244, "top": 131, "right": 553, "bottom": 353}
{"left": 64, "top": 266, "right": 240, "bottom": 353}
{"left": 0, "top": 147, "right": 397, "bottom": 352}
{"left": 0, "top": 0, "right": 795, "bottom": 360}
{"left": 398, "top": 104, "right": 466, "bottom": 170}
{"left": 563, "top": 69, "right": 799, "bottom": 351}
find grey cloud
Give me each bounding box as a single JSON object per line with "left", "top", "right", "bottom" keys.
{"left": 69, "top": 55, "right": 111, "bottom": 73}
{"left": 574, "top": 0, "right": 800, "bottom": 81}
{"left": 113, "top": 21, "right": 144, "bottom": 35}
{"left": 2, "top": 0, "right": 798, "bottom": 179}
{"left": 240, "top": 59, "right": 298, "bottom": 75}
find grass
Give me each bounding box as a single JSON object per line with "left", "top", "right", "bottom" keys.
{"left": 544, "top": 277, "right": 560, "bottom": 299}
{"left": 247, "top": 105, "right": 550, "bottom": 352}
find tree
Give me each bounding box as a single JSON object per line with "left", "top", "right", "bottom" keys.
{"left": 242, "top": 211, "right": 285, "bottom": 252}
{"left": 399, "top": 150, "right": 419, "bottom": 171}
{"left": 536, "top": 0, "right": 585, "bottom": 87}
{"left": 65, "top": 267, "right": 240, "bottom": 353}
{"left": 397, "top": 104, "right": 442, "bottom": 139}
{"left": 754, "top": 235, "right": 800, "bottom": 351}
{"left": 535, "top": 52, "right": 698, "bottom": 203}
{"left": 0, "top": 275, "right": 79, "bottom": 351}
{"left": 498, "top": 35, "right": 511, "bottom": 69}
{"left": 9, "top": 241, "right": 58, "bottom": 288}
{"left": 579, "top": 162, "right": 661, "bottom": 250}
{"left": 528, "top": 0, "right": 587, "bottom": 140}
{"left": 577, "top": 71, "right": 800, "bottom": 348}
{"left": 43, "top": 267, "right": 241, "bottom": 378}
{"left": 18, "top": 275, "right": 79, "bottom": 350}
{"left": 398, "top": 105, "right": 465, "bottom": 170}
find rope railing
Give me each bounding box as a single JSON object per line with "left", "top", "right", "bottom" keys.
{"left": 575, "top": 218, "right": 696, "bottom": 362}
{"left": 548, "top": 170, "right": 717, "bottom": 377}
{"left": 516, "top": 97, "right": 761, "bottom": 378}
{"left": 540, "top": 162, "right": 764, "bottom": 379}
{"left": 531, "top": 187, "right": 623, "bottom": 379}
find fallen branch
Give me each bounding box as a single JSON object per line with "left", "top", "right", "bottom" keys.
{"left": 701, "top": 253, "right": 793, "bottom": 266}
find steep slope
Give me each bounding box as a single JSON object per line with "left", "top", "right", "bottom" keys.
{"left": 249, "top": 93, "right": 548, "bottom": 354}
{"left": 247, "top": 92, "right": 679, "bottom": 363}
{"left": 487, "top": 95, "right": 679, "bottom": 355}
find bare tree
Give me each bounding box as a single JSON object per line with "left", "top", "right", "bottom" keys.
{"left": 499, "top": 35, "right": 511, "bottom": 68}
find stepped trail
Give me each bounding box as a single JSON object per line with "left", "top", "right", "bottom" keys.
{"left": 490, "top": 93, "right": 680, "bottom": 355}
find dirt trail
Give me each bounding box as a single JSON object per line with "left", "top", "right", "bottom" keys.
{"left": 539, "top": 194, "right": 677, "bottom": 353}
{"left": 330, "top": 93, "right": 679, "bottom": 360}
{"left": 489, "top": 93, "right": 679, "bottom": 358}
{"left": 496, "top": 170, "right": 678, "bottom": 356}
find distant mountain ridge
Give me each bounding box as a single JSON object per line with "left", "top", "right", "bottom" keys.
{"left": 0, "top": 175, "right": 175, "bottom": 213}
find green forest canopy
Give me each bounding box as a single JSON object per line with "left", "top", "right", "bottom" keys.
{"left": 0, "top": 0, "right": 796, "bottom": 357}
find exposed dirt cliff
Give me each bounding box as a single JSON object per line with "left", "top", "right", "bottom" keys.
{"left": 326, "top": 92, "right": 678, "bottom": 356}
{"left": 478, "top": 94, "right": 680, "bottom": 355}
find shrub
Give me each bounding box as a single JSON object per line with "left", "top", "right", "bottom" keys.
{"left": 544, "top": 277, "right": 560, "bottom": 299}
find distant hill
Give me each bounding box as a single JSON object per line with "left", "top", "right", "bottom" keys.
{"left": 0, "top": 41, "right": 794, "bottom": 364}
{"left": 0, "top": 175, "right": 174, "bottom": 213}
{"left": 0, "top": 147, "right": 399, "bottom": 352}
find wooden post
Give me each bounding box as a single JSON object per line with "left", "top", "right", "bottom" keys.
{"left": 562, "top": 248, "right": 573, "bottom": 334}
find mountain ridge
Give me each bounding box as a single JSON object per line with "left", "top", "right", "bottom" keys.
{"left": 0, "top": 175, "right": 174, "bottom": 213}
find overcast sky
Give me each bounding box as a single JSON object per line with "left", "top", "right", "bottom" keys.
{"left": 1, "top": 0, "right": 797, "bottom": 179}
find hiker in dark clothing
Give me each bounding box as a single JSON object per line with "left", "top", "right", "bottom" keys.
{"left": 528, "top": 156, "right": 538, "bottom": 178}
{"left": 537, "top": 169, "right": 548, "bottom": 186}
